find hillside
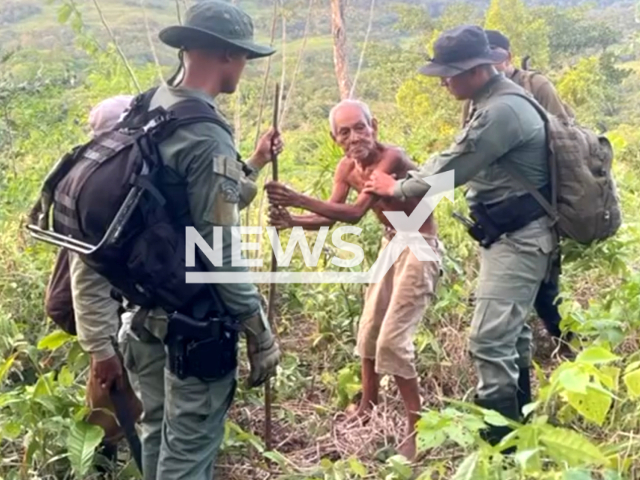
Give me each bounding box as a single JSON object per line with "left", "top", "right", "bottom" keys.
{"left": 3, "top": 0, "right": 640, "bottom": 479}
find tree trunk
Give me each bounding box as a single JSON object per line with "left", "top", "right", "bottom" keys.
{"left": 330, "top": 0, "right": 352, "bottom": 100}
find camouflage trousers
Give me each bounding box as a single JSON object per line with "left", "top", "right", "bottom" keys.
{"left": 468, "top": 217, "right": 556, "bottom": 401}
{"left": 119, "top": 317, "right": 236, "bottom": 480}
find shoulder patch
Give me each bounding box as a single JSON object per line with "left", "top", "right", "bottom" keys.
{"left": 213, "top": 155, "right": 242, "bottom": 182}
{"left": 220, "top": 179, "right": 240, "bottom": 203}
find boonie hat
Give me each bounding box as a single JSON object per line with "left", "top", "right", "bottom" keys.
{"left": 159, "top": 0, "right": 275, "bottom": 60}
{"left": 419, "top": 25, "right": 508, "bottom": 78}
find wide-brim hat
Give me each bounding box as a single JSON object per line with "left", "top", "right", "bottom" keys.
{"left": 158, "top": 0, "right": 275, "bottom": 60}
{"left": 419, "top": 25, "right": 508, "bottom": 77}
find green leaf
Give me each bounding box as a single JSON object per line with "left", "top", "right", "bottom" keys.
{"left": 483, "top": 409, "right": 510, "bottom": 427}
{"left": 514, "top": 448, "right": 541, "bottom": 471}
{"left": 348, "top": 457, "right": 367, "bottom": 477}
{"left": 522, "top": 401, "right": 539, "bottom": 419}
{"left": 71, "top": 13, "right": 83, "bottom": 34}
{"left": 445, "top": 423, "right": 474, "bottom": 447}
{"left": 416, "top": 428, "right": 446, "bottom": 451}
{"left": 262, "top": 451, "right": 289, "bottom": 469}
{"left": 59, "top": 366, "right": 74, "bottom": 388}
{"left": 563, "top": 468, "right": 594, "bottom": 480}
{"left": 600, "top": 366, "right": 620, "bottom": 391}
{"left": 576, "top": 346, "right": 620, "bottom": 365}
{"left": 57, "top": 3, "right": 73, "bottom": 24}
{"left": 540, "top": 426, "right": 608, "bottom": 467}
{"left": 559, "top": 368, "right": 590, "bottom": 394}
{"left": 566, "top": 387, "right": 612, "bottom": 426}
{"left": 0, "top": 352, "right": 17, "bottom": 383}
{"left": 385, "top": 455, "right": 413, "bottom": 478}
{"left": 2, "top": 421, "right": 21, "bottom": 439}
{"left": 624, "top": 361, "right": 640, "bottom": 374}
{"left": 453, "top": 451, "right": 481, "bottom": 480}
{"left": 623, "top": 367, "right": 640, "bottom": 398}
{"left": 37, "top": 330, "right": 73, "bottom": 351}
{"left": 33, "top": 372, "right": 55, "bottom": 398}
{"left": 67, "top": 420, "right": 104, "bottom": 478}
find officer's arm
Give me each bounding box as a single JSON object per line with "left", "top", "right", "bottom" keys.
{"left": 534, "top": 77, "right": 574, "bottom": 122}
{"left": 393, "top": 102, "right": 523, "bottom": 199}
{"left": 68, "top": 252, "right": 120, "bottom": 360}
{"left": 183, "top": 133, "right": 262, "bottom": 321}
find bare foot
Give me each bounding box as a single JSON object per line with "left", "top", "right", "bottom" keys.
{"left": 397, "top": 434, "right": 416, "bottom": 462}
{"left": 344, "top": 402, "right": 373, "bottom": 426}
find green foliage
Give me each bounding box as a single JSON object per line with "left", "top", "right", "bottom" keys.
{"left": 1, "top": 0, "right": 640, "bottom": 479}
{"left": 484, "top": 0, "right": 551, "bottom": 69}
{"left": 67, "top": 420, "right": 105, "bottom": 477}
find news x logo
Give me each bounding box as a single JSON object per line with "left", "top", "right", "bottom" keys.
{"left": 185, "top": 172, "right": 454, "bottom": 284}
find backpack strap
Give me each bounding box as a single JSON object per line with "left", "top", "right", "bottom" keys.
{"left": 494, "top": 90, "right": 559, "bottom": 225}
{"left": 164, "top": 98, "right": 253, "bottom": 176}
{"left": 166, "top": 98, "right": 234, "bottom": 138}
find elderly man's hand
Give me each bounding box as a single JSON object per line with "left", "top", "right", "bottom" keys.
{"left": 265, "top": 181, "right": 300, "bottom": 208}
{"left": 363, "top": 171, "right": 397, "bottom": 197}
{"left": 268, "top": 205, "right": 293, "bottom": 230}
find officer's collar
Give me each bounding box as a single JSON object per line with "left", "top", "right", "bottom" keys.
{"left": 471, "top": 73, "right": 504, "bottom": 105}
{"left": 163, "top": 83, "right": 219, "bottom": 110}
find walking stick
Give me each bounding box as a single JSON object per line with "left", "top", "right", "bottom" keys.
{"left": 265, "top": 82, "right": 280, "bottom": 452}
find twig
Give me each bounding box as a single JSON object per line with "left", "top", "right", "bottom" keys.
{"left": 245, "top": 0, "right": 279, "bottom": 241}
{"left": 91, "top": 0, "right": 141, "bottom": 92}
{"left": 253, "top": 0, "right": 279, "bottom": 149}
{"left": 175, "top": 0, "right": 182, "bottom": 24}
{"left": 278, "top": 2, "right": 287, "bottom": 120}
{"left": 265, "top": 83, "right": 281, "bottom": 453}
{"left": 140, "top": 0, "right": 164, "bottom": 84}
{"left": 349, "top": 0, "right": 375, "bottom": 99}
{"left": 280, "top": 0, "right": 314, "bottom": 128}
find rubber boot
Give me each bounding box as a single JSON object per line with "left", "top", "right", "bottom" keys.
{"left": 474, "top": 394, "right": 520, "bottom": 452}
{"left": 517, "top": 367, "right": 532, "bottom": 422}
{"left": 95, "top": 441, "right": 118, "bottom": 477}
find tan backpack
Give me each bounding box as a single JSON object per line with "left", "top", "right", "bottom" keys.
{"left": 497, "top": 90, "right": 622, "bottom": 245}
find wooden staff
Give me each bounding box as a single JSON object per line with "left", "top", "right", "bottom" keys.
{"left": 265, "top": 82, "right": 280, "bottom": 451}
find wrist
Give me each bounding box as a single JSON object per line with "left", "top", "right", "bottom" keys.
{"left": 248, "top": 153, "right": 268, "bottom": 171}
{"left": 91, "top": 344, "right": 117, "bottom": 362}
{"left": 392, "top": 180, "right": 406, "bottom": 199}
{"left": 296, "top": 193, "right": 309, "bottom": 209}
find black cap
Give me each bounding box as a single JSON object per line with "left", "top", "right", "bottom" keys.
{"left": 485, "top": 29, "right": 510, "bottom": 51}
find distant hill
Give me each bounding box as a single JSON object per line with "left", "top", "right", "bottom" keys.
{"left": 2, "top": 0, "right": 634, "bottom": 65}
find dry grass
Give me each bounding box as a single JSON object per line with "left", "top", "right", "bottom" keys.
{"left": 214, "top": 298, "right": 582, "bottom": 480}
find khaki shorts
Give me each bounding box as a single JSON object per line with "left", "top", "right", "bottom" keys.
{"left": 356, "top": 231, "right": 442, "bottom": 379}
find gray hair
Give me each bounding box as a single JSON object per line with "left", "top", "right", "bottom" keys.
{"left": 328, "top": 99, "right": 373, "bottom": 135}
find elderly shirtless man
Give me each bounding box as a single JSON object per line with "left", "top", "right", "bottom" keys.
{"left": 266, "top": 99, "right": 442, "bottom": 460}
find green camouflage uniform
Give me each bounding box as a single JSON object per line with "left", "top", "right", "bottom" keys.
{"left": 117, "top": 83, "right": 265, "bottom": 480}
{"left": 394, "top": 74, "right": 556, "bottom": 403}
{"left": 72, "top": 2, "right": 277, "bottom": 478}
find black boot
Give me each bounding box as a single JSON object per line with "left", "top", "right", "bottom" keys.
{"left": 517, "top": 367, "right": 532, "bottom": 422}
{"left": 474, "top": 395, "right": 520, "bottom": 452}
{"left": 95, "top": 441, "right": 118, "bottom": 477}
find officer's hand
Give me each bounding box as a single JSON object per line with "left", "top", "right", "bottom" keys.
{"left": 265, "top": 181, "right": 299, "bottom": 208}
{"left": 252, "top": 127, "right": 284, "bottom": 169}
{"left": 92, "top": 353, "right": 124, "bottom": 391}
{"left": 268, "top": 205, "right": 293, "bottom": 230}
{"left": 363, "top": 171, "right": 397, "bottom": 197}
{"left": 242, "top": 312, "right": 281, "bottom": 388}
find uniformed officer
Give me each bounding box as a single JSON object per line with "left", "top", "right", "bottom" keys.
{"left": 460, "top": 30, "right": 574, "bottom": 354}
{"left": 461, "top": 29, "right": 575, "bottom": 127}
{"left": 364, "top": 25, "right": 556, "bottom": 447}
{"left": 114, "top": 2, "right": 281, "bottom": 479}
